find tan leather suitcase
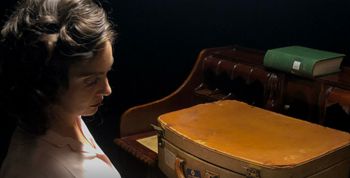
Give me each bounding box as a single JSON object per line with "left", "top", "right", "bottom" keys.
{"left": 157, "top": 100, "right": 350, "bottom": 178}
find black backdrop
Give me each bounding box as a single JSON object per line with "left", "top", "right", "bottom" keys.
{"left": 106, "top": 0, "right": 350, "bottom": 138}
{"left": 1, "top": 0, "right": 350, "bottom": 175}
{"left": 108, "top": 0, "right": 350, "bottom": 114}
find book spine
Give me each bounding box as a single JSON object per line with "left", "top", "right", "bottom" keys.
{"left": 263, "top": 50, "right": 314, "bottom": 77}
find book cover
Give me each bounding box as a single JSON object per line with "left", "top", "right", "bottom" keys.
{"left": 263, "top": 46, "right": 345, "bottom": 78}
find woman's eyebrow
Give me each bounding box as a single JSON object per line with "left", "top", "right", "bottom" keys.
{"left": 78, "top": 67, "right": 113, "bottom": 77}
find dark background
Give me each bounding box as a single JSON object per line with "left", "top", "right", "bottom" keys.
{"left": 1, "top": 0, "right": 350, "bottom": 177}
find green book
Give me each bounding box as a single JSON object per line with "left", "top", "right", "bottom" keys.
{"left": 263, "top": 46, "right": 345, "bottom": 78}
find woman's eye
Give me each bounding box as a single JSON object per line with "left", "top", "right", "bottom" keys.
{"left": 84, "top": 77, "right": 100, "bottom": 86}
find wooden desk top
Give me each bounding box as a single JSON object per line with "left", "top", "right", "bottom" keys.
{"left": 114, "top": 131, "right": 158, "bottom": 166}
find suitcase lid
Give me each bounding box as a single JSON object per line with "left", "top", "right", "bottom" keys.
{"left": 158, "top": 100, "right": 350, "bottom": 168}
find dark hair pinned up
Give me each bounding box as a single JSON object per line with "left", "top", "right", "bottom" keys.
{"left": 0, "top": 0, "right": 116, "bottom": 135}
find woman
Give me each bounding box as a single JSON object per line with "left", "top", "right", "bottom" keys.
{"left": 0, "top": 0, "right": 121, "bottom": 177}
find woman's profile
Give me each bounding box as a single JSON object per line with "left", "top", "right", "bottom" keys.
{"left": 0, "top": 0, "right": 121, "bottom": 177}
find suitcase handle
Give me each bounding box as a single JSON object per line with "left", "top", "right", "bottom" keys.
{"left": 175, "top": 157, "right": 185, "bottom": 178}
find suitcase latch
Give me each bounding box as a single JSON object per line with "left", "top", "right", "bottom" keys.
{"left": 246, "top": 167, "right": 261, "bottom": 178}
{"left": 151, "top": 124, "right": 164, "bottom": 147}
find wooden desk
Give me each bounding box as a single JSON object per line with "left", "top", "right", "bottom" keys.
{"left": 115, "top": 46, "right": 350, "bottom": 175}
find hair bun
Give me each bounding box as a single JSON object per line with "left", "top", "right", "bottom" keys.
{"left": 35, "top": 15, "right": 59, "bottom": 34}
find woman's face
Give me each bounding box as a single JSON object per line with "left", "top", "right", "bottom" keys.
{"left": 55, "top": 41, "right": 114, "bottom": 117}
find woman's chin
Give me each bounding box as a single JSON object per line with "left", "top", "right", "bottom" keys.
{"left": 82, "top": 107, "right": 99, "bottom": 116}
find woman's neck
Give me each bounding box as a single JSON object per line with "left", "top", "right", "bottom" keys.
{"left": 48, "top": 106, "right": 90, "bottom": 145}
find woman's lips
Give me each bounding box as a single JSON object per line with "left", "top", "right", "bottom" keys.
{"left": 90, "top": 102, "right": 103, "bottom": 107}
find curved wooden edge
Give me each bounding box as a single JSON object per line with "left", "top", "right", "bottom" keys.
{"left": 119, "top": 47, "right": 233, "bottom": 137}
{"left": 327, "top": 87, "right": 350, "bottom": 107}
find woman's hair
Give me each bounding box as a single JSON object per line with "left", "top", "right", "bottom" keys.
{"left": 0, "top": 0, "right": 116, "bottom": 135}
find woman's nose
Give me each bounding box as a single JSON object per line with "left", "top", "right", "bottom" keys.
{"left": 101, "top": 77, "right": 112, "bottom": 96}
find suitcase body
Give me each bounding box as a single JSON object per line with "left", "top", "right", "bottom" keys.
{"left": 157, "top": 100, "right": 350, "bottom": 178}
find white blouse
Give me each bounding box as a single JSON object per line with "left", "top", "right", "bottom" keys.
{"left": 0, "top": 119, "right": 121, "bottom": 178}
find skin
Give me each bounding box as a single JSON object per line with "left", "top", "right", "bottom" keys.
{"left": 49, "top": 41, "right": 114, "bottom": 145}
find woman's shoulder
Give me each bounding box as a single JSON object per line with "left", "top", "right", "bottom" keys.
{"left": 1, "top": 148, "right": 74, "bottom": 178}
{"left": 0, "top": 128, "right": 75, "bottom": 178}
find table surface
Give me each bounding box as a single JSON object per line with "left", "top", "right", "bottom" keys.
{"left": 114, "top": 131, "right": 158, "bottom": 166}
